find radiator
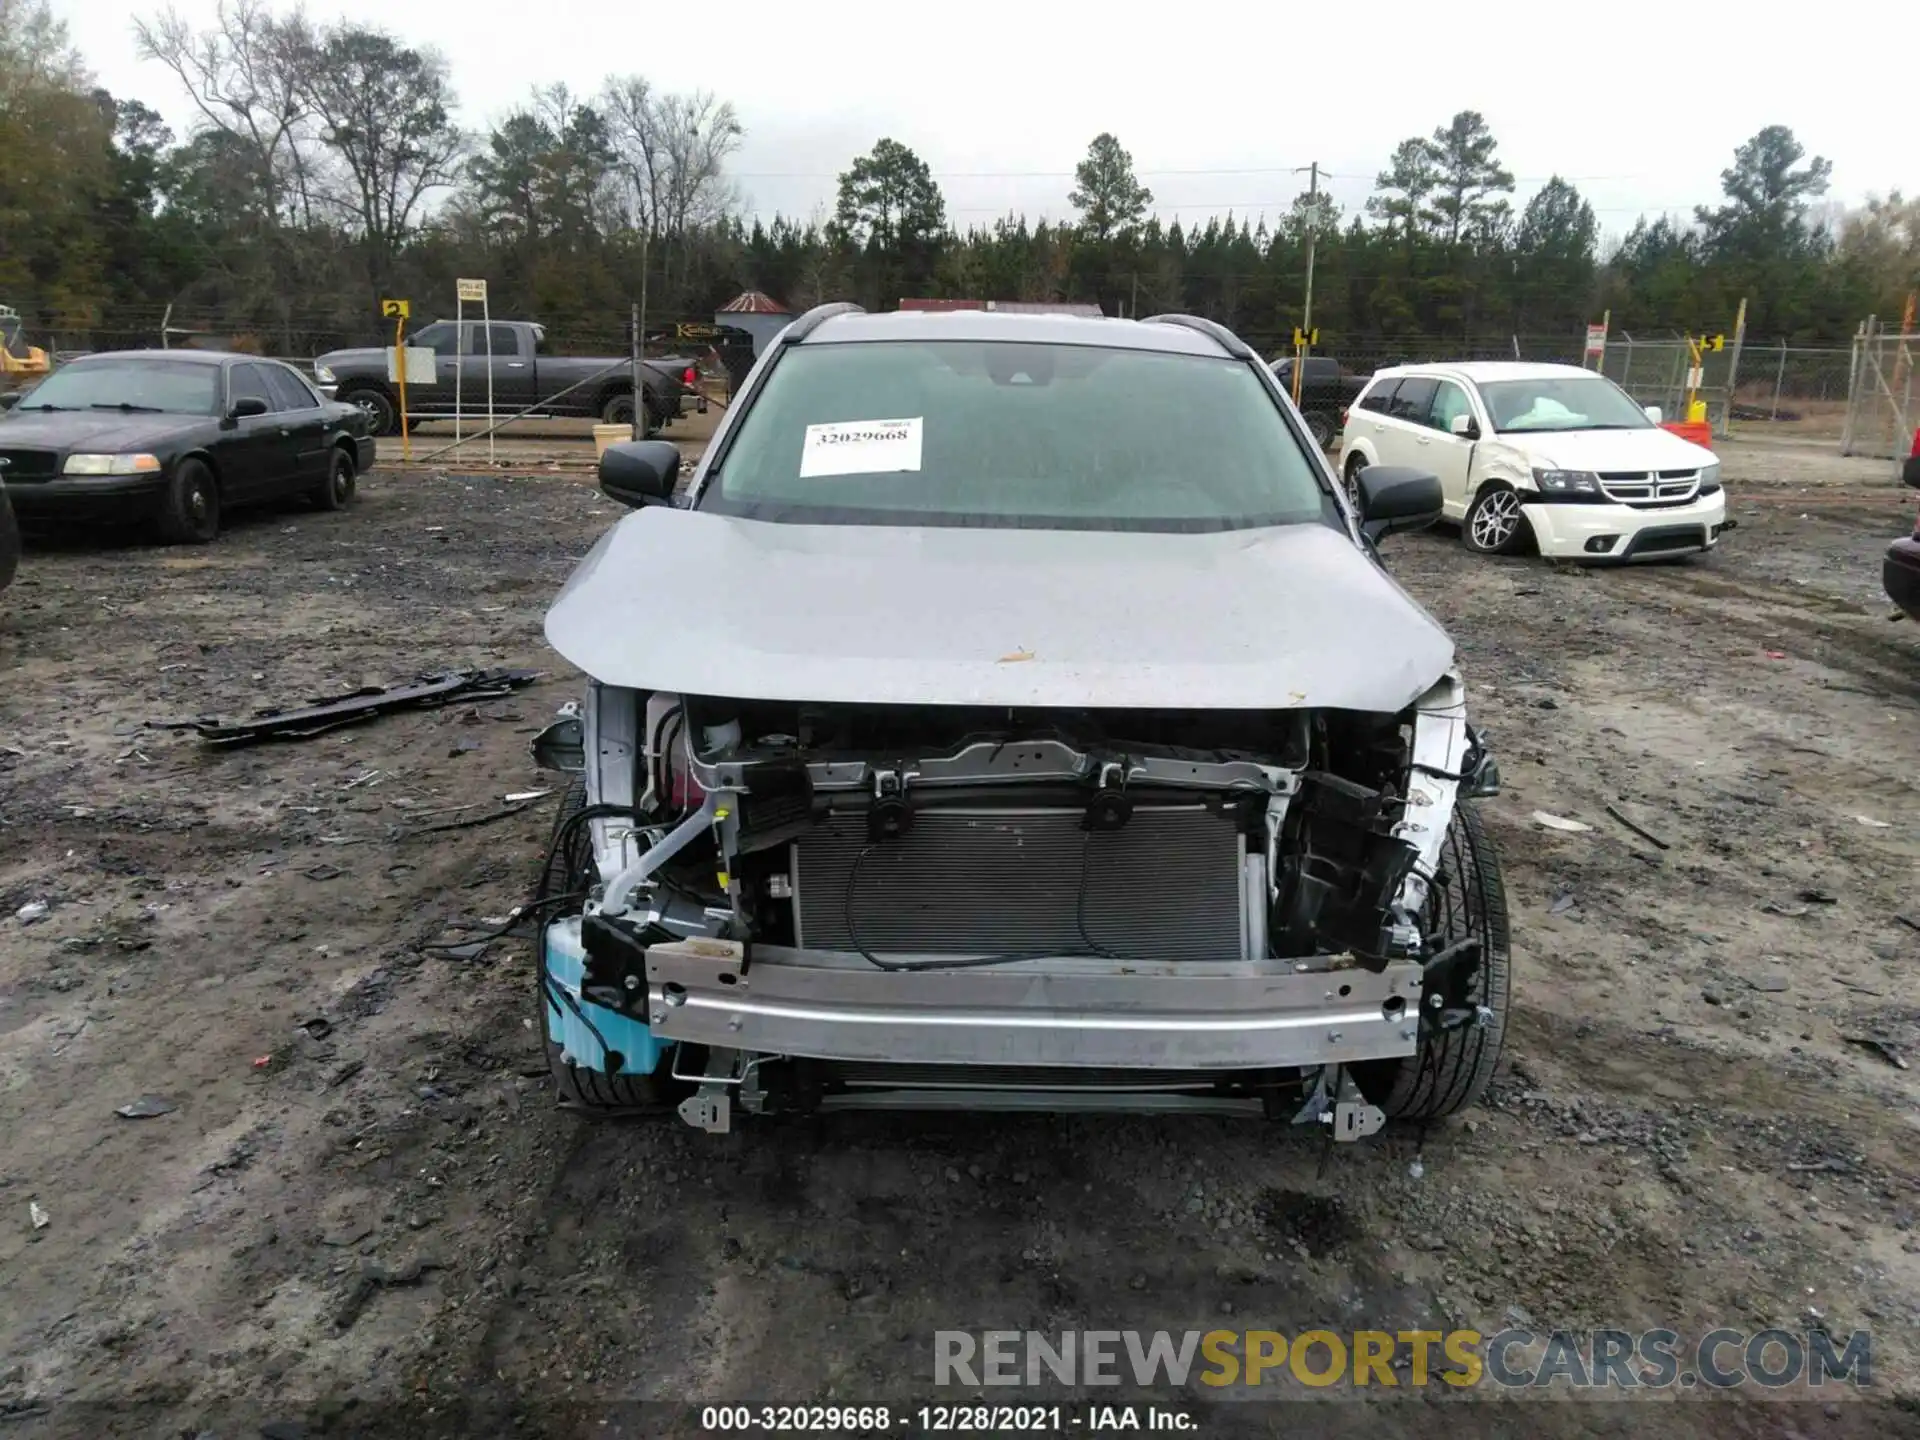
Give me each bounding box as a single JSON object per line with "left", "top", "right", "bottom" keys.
{"left": 791, "top": 804, "right": 1247, "bottom": 962}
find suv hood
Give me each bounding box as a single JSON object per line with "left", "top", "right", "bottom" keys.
{"left": 1502, "top": 426, "right": 1716, "bottom": 472}
{"left": 546, "top": 509, "right": 1454, "bottom": 712}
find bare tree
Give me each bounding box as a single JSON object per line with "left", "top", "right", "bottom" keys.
{"left": 601, "top": 76, "right": 742, "bottom": 237}
{"left": 134, "top": 0, "right": 319, "bottom": 226}
{"left": 300, "top": 25, "right": 465, "bottom": 296}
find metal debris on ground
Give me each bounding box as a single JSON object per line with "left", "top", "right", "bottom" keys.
{"left": 14, "top": 900, "right": 48, "bottom": 924}
{"left": 145, "top": 669, "right": 541, "bottom": 746}
{"left": 397, "top": 799, "right": 540, "bottom": 838}
{"left": 115, "top": 1095, "right": 177, "bottom": 1119}
{"left": 1530, "top": 811, "right": 1593, "bottom": 833}
{"left": 29, "top": 1201, "right": 49, "bottom": 1230}
{"left": 1838, "top": 1035, "right": 1909, "bottom": 1070}
{"left": 1548, "top": 891, "right": 1577, "bottom": 916}
{"left": 1604, "top": 803, "right": 1671, "bottom": 851}
{"left": 1853, "top": 815, "right": 1893, "bottom": 829}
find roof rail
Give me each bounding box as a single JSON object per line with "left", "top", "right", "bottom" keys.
{"left": 782, "top": 301, "right": 866, "bottom": 344}
{"left": 1141, "top": 314, "right": 1254, "bottom": 361}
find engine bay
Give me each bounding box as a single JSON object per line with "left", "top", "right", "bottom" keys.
{"left": 571, "top": 683, "right": 1487, "bottom": 980}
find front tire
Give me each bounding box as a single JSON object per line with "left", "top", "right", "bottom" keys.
{"left": 156, "top": 459, "right": 220, "bottom": 544}
{"left": 1463, "top": 483, "right": 1530, "bottom": 556}
{"left": 312, "top": 447, "right": 357, "bottom": 511}
{"left": 342, "top": 387, "right": 398, "bottom": 436}
{"left": 1305, "top": 412, "right": 1335, "bottom": 450}
{"left": 535, "top": 780, "right": 672, "bottom": 1116}
{"left": 1354, "top": 803, "right": 1511, "bottom": 1121}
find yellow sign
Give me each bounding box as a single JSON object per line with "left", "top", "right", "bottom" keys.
{"left": 1703, "top": 334, "right": 1725, "bottom": 353}
{"left": 456, "top": 278, "right": 488, "bottom": 303}
{"left": 1293, "top": 327, "right": 1320, "bottom": 348}
{"left": 675, "top": 322, "right": 719, "bottom": 340}
{"left": 380, "top": 298, "right": 410, "bottom": 319}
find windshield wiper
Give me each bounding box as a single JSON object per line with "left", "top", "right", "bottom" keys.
{"left": 89, "top": 402, "right": 166, "bottom": 413}
{"left": 19, "top": 402, "right": 76, "bottom": 411}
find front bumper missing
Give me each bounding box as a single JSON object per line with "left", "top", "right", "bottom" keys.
{"left": 643, "top": 939, "right": 1424, "bottom": 1071}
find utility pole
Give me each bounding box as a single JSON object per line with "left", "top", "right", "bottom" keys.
{"left": 1292, "top": 162, "right": 1319, "bottom": 406}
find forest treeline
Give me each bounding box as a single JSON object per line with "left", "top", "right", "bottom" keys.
{"left": 3, "top": 0, "right": 1916, "bottom": 359}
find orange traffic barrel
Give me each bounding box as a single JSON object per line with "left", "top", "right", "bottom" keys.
{"left": 1661, "top": 420, "right": 1714, "bottom": 450}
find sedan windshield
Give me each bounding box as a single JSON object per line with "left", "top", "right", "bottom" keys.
{"left": 701, "top": 340, "right": 1328, "bottom": 532}
{"left": 1479, "top": 374, "right": 1654, "bottom": 434}
{"left": 13, "top": 359, "right": 220, "bottom": 415}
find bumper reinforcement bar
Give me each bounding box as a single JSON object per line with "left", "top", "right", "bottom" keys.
{"left": 643, "top": 940, "right": 1424, "bottom": 1070}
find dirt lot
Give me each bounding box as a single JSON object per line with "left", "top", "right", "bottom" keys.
{"left": 2, "top": 434, "right": 1917, "bottom": 1438}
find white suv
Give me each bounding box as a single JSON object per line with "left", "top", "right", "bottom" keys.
{"left": 1336, "top": 362, "right": 1729, "bottom": 562}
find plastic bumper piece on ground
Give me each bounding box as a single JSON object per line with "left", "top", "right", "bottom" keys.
{"left": 543, "top": 915, "right": 668, "bottom": 1076}
{"left": 1521, "top": 489, "right": 1727, "bottom": 561}
{"left": 643, "top": 939, "right": 1425, "bottom": 1070}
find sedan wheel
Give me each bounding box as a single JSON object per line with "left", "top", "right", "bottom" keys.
{"left": 314, "top": 449, "right": 357, "bottom": 511}
{"left": 1464, "top": 485, "right": 1528, "bottom": 556}
{"left": 157, "top": 459, "right": 220, "bottom": 545}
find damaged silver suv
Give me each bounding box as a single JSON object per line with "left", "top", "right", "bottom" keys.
{"left": 532, "top": 304, "right": 1508, "bottom": 1139}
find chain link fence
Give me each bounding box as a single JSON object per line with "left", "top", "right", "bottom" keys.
{"left": 1841, "top": 320, "right": 1917, "bottom": 465}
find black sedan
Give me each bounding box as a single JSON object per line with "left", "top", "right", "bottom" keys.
{"left": 0, "top": 476, "right": 17, "bottom": 595}
{"left": 1888, "top": 454, "right": 1920, "bottom": 622}
{"left": 0, "top": 350, "right": 376, "bottom": 543}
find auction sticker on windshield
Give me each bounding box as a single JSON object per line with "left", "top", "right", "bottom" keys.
{"left": 799, "top": 417, "right": 923, "bottom": 478}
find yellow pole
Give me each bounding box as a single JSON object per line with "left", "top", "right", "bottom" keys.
{"left": 394, "top": 314, "right": 411, "bottom": 462}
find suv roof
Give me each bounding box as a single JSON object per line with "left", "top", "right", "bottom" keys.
{"left": 1370, "top": 360, "right": 1598, "bottom": 383}
{"left": 800, "top": 308, "right": 1234, "bottom": 359}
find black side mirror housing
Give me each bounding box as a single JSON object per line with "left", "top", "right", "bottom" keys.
{"left": 1903, "top": 454, "right": 1920, "bottom": 491}
{"left": 229, "top": 396, "right": 269, "bottom": 420}
{"left": 0, "top": 392, "right": 19, "bottom": 412}
{"left": 599, "top": 440, "right": 682, "bottom": 509}
{"left": 1354, "top": 464, "right": 1444, "bottom": 542}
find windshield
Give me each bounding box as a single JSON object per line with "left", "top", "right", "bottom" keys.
{"left": 1479, "top": 374, "right": 1654, "bottom": 434}
{"left": 12, "top": 359, "right": 219, "bottom": 415}
{"left": 701, "top": 340, "right": 1329, "bottom": 532}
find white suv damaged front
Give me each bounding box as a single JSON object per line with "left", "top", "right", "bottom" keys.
{"left": 530, "top": 305, "right": 1510, "bottom": 1137}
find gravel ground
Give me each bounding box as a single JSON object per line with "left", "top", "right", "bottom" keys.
{"left": 0, "top": 435, "right": 1917, "bottom": 1439}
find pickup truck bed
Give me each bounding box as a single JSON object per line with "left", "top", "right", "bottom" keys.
{"left": 1270, "top": 356, "right": 1369, "bottom": 449}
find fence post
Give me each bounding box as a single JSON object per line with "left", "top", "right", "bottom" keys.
{"left": 1718, "top": 298, "right": 1747, "bottom": 439}
{"left": 1840, "top": 319, "right": 1866, "bottom": 455}
{"left": 1619, "top": 336, "right": 1633, "bottom": 392}
{"left": 1771, "top": 340, "right": 1787, "bottom": 421}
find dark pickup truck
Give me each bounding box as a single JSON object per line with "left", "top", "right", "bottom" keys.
{"left": 1269, "top": 356, "right": 1370, "bottom": 448}
{"left": 313, "top": 319, "right": 705, "bottom": 437}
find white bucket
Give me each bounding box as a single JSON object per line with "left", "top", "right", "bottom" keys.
{"left": 592, "top": 423, "right": 630, "bottom": 458}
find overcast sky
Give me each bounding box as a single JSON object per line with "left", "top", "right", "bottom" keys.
{"left": 52, "top": 0, "right": 1893, "bottom": 241}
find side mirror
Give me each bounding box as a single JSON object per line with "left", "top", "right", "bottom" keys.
{"left": 1904, "top": 454, "right": 1920, "bottom": 491}
{"left": 1354, "top": 464, "right": 1443, "bottom": 542}
{"left": 1642, "top": 404, "right": 1663, "bottom": 425}
{"left": 1448, "top": 413, "right": 1480, "bottom": 440}
{"left": 229, "top": 396, "right": 269, "bottom": 420}
{"left": 598, "top": 439, "right": 681, "bottom": 509}
{"left": 0, "top": 392, "right": 18, "bottom": 412}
